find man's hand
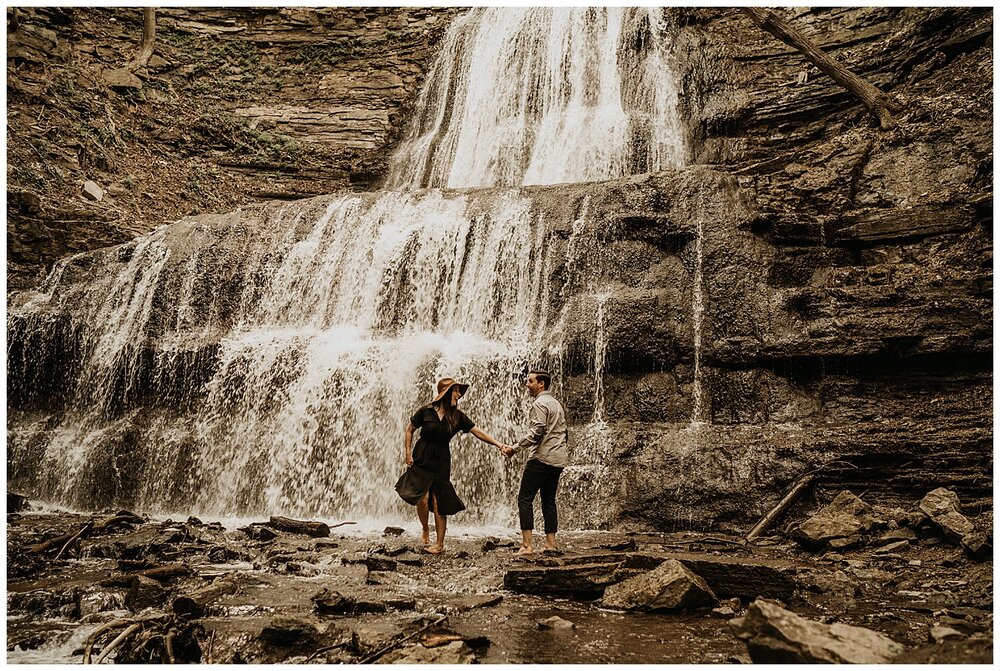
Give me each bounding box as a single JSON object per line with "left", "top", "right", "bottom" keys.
{"left": 501, "top": 445, "right": 516, "bottom": 458}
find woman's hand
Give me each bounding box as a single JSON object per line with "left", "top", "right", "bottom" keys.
{"left": 405, "top": 453, "right": 413, "bottom": 467}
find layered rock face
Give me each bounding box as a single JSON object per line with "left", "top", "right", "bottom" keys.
{"left": 7, "top": 8, "right": 992, "bottom": 531}
{"left": 7, "top": 7, "right": 457, "bottom": 289}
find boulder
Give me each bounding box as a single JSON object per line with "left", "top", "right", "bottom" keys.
{"left": 933, "top": 511, "right": 976, "bottom": 544}
{"left": 125, "top": 575, "right": 166, "bottom": 612}
{"left": 383, "top": 526, "right": 404, "bottom": 537}
{"left": 919, "top": 488, "right": 963, "bottom": 518}
{"left": 791, "top": 491, "right": 874, "bottom": 549}
{"left": 537, "top": 616, "right": 576, "bottom": 629}
{"left": 383, "top": 640, "right": 475, "bottom": 664}
{"left": 600, "top": 559, "right": 717, "bottom": 612}
{"left": 259, "top": 616, "right": 318, "bottom": 646}
{"left": 241, "top": 524, "right": 278, "bottom": 542}
{"left": 312, "top": 588, "right": 353, "bottom": 614}
{"left": 626, "top": 552, "right": 799, "bottom": 600}
{"left": 960, "top": 531, "right": 992, "bottom": 560}
{"left": 349, "top": 621, "right": 406, "bottom": 657}
{"left": 81, "top": 180, "right": 104, "bottom": 202}
{"left": 918, "top": 489, "right": 977, "bottom": 544}
{"left": 101, "top": 67, "right": 142, "bottom": 89}
{"left": 730, "top": 599, "right": 904, "bottom": 663}
{"left": 929, "top": 626, "right": 964, "bottom": 643}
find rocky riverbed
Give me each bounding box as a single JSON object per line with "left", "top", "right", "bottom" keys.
{"left": 6, "top": 486, "right": 992, "bottom": 664}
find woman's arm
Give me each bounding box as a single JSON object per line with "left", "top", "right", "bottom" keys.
{"left": 469, "top": 427, "right": 504, "bottom": 450}
{"left": 404, "top": 422, "right": 415, "bottom": 466}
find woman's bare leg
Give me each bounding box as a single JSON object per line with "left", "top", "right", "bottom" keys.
{"left": 417, "top": 492, "right": 430, "bottom": 545}
{"left": 425, "top": 493, "right": 447, "bottom": 553}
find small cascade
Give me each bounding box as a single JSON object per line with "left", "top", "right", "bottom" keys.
{"left": 591, "top": 291, "right": 611, "bottom": 425}
{"left": 387, "top": 7, "right": 686, "bottom": 188}
{"left": 690, "top": 198, "right": 706, "bottom": 426}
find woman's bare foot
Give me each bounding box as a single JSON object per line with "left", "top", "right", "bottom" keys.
{"left": 541, "top": 545, "right": 558, "bottom": 553}
{"left": 421, "top": 529, "right": 430, "bottom": 545}
{"left": 423, "top": 544, "right": 445, "bottom": 554}
{"left": 515, "top": 545, "right": 535, "bottom": 556}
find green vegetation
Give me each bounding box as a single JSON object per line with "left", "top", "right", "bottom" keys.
{"left": 192, "top": 111, "right": 301, "bottom": 167}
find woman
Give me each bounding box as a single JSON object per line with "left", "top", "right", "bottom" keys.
{"left": 395, "top": 377, "right": 506, "bottom": 554}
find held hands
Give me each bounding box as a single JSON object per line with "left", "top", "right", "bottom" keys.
{"left": 497, "top": 444, "right": 516, "bottom": 459}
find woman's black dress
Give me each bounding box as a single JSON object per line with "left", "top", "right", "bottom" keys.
{"left": 394, "top": 405, "right": 476, "bottom": 516}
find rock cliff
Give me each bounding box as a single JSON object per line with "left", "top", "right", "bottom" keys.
{"left": 7, "top": 6, "right": 457, "bottom": 289}
{"left": 7, "top": 7, "right": 992, "bottom": 531}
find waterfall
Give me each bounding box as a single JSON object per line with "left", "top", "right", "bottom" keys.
{"left": 8, "top": 8, "right": 688, "bottom": 527}
{"left": 386, "top": 7, "right": 686, "bottom": 188}
{"left": 11, "top": 191, "right": 552, "bottom": 525}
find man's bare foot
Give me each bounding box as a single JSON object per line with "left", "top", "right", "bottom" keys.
{"left": 515, "top": 545, "right": 535, "bottom": 556}
{"left": 423, "top": 544, "right": 445, "bottom": 554}
{"left": 421, "top": 529, "right": 430, "bottom": 545}
{"left": 541, "top": 545, "right": 558, "bottom": 553}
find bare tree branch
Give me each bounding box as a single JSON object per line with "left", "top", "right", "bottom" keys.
{"left": 742, "top": 7, "right": 903, "bottom": 129}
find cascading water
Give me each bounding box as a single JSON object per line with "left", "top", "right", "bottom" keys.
{"left": 8, "top": 7, "right": 688, "bottom": 527}
{"left": 387, "top": 7, "right": 686, "bottom": 188}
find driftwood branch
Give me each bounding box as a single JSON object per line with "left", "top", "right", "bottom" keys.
{"left": 129, "top": 8, "right": 157, "bottom": 70}
{"left": 742, "top": 7, "right": 903, "bottom": 129}
{"left": 92, "top": 623, "right": 141, "bottom": 664}
{"left": 745, "top": 474, "right": 816, "bottom": 542}
{"left": 54, "top": 522, "right": 93, "bottom": 560}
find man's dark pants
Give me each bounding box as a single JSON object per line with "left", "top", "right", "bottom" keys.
{"left": 518, "top": 459, "right": 563, "bottom": 533}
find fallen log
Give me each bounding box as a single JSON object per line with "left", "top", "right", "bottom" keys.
{"left": 31, "top": 522, "right": 94, "bottom": 554}
{"left": 100, "top": 563, "right": 193, "bottom": 587}
{"left": 745, "top": 475, "right": 816, "bottom": 542}
{"left": 94, "top": 512, "right": 144, "bottom": 531}
{"left": 266, "top": 516, "right": 331, "bottom": 538}
{"left": 173, "top": 574, "right": 240, "bottom": 618}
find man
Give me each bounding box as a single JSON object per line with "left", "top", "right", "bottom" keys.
{"left": 502, "top": 370, "right": 569, "bottom": 555}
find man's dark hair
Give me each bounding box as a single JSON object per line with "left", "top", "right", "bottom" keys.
{"left": 529, "top": 369, "right": 551, "bottom": 390}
